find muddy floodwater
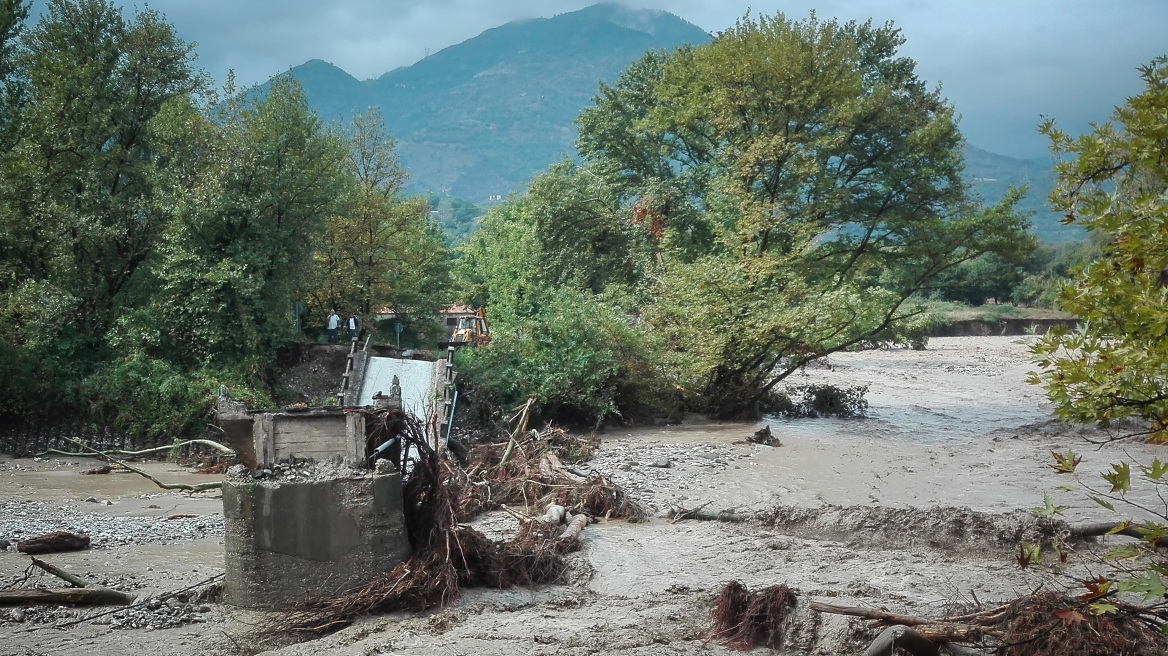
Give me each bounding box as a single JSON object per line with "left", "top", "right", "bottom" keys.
{"left": 2, "top": 336, "right": 1161, "bottom": 655}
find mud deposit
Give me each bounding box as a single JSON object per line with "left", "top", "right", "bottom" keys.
{"left": 1, "top": 337, "right": 1161, "bottom": 655}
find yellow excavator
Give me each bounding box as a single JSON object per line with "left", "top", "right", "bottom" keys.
{"left": 444, "top": 307, "right": 491, "bottom": 348}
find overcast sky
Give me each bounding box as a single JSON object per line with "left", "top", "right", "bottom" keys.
{"left": 29, "top": 0, "right": 1168, "bottom": 159}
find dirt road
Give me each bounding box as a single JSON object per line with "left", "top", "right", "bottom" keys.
{"left": 1, "top": 337, "right": 1157, "bottom": 655}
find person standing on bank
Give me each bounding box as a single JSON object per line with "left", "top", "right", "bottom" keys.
{"left": 327, "top": 309, "right": 340, "bottom": 344}
{"left": 347, "top": 313, "right": 359, "bottom": 341}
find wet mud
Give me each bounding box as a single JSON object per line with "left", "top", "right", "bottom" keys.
{"left": 2, "top": 337, "right": 1160, "bottom": 655}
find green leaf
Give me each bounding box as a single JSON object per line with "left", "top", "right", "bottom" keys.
{"left": 1143, "top": 458, "right": 1168, "bottom": 480}
{"left": 1106, "top": 543, "right": 1146, "bottom": 560}
{"left": 1118, "top": 570, "right": 1168, "bottom": 602}
{"left": 1089, "top": 602, "right": 1119, "bottom": 615}
{"left": 1088, "top": 495, "right": 1115, "bottom": 511}
{"left": 1104, "top": 462, "right": 1132, "bottom": 496}
{"left": 1031, "top": 493, "right": 1069, "bottom": 517}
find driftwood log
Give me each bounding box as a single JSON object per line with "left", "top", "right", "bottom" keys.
{"left": 0, "top": 556, "right": 135, "bottom": 606}
{"left": 810, "top": 602, "right": 932, "bottom": 627}
{"left": 17, "top": 532, "right": 90, "bottom": 555}
{"left": 30, "top": 557, "right": 87, "bottom": 587}
{"left": 559, "top": 512, "right": 588, "bottom": 541}
{"left": 1070, "top": 521, "right": 1151, "bottom": 541}
{"left": 0, "top": 588, "right": 132, "bottom": 605}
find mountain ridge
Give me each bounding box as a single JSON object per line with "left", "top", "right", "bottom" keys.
{"left": 268, "top": 3, "right": 1075, "bottom": 242}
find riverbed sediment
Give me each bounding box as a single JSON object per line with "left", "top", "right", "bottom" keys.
{"left": 1, "top": 337, "right": 1157, "bottom": 655}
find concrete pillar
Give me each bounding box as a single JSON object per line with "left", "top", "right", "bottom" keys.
{"left": 221, "top": 471, "right": 410, "bottom": 608}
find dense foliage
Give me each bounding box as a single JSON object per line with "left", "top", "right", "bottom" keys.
{"left": 928, "top": 231, "right": 1102, "bottom": 308}
{"left": 0, "top": 1, "right": 448, "bottom": 441}
{"left": 1030, "top": 57, "right": 1168, "bottom": 439}
{"left": 456, "top": 13, "right": 1032, "bottom": 421}
{"left": 454, "top": 163, "right": 666, "bottom": 425}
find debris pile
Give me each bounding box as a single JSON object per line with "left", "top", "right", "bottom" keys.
{"left": 747, "top": 425, "right": 780, "bottom": 446}
{"left": 805, "top": 590, "right": 1168, "bottom": 656}
{"left": 270, "top": 407, "right": 609, "bottom": 637}
{"left": 458, "top": 426, "right": 643, "bottom": 521}
{"left": 771, "top": 384, "right": 869, "bottom": 418}
{"left": 998, "top": 592, "right": 1166, "bottom": 656}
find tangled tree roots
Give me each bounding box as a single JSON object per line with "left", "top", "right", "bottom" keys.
{"left": 709, "top": 581, "right": 798, "bottom": 650}
{"left": 814, "top": 590, "right": 1168, "bottom": 656}
{"left": 268, "top": 412, "right": 596, "bottom": 638}
{"left": 459, "top": 426, "right": 644, "bottom": 521}
{"left": 1000, "top": 592, "right": 1167, "bottom": 656}
{"left": 281, "top": 553, "right": 459, "bottom": 635}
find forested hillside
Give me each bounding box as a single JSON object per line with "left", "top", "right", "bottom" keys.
{"left": 277, "top": 4, "right": 1074, "bottom": 243}
{"left": 273, "top": 4, "right": 711, "bottom": 204}
{"left": 965, "top": 145, "right": 1074, "bottom": 242}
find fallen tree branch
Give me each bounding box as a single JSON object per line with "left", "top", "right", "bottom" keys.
{"left": 67, "top": 440, "right": 222, "bottom": 493}
{"left": 813, "top": 603, "right": 1003, "bottom": 644}
{"left": 1069, "top": 521, "right": 1150, "bottom": 541}
{"left": 498, "top": 504, "right": 536, "bottom": 524}
{"left": 810, "top": 601, "right": 930, "bottom": 627}
{"left": 27, "top": 556, "right": 137, "bottom": 607}
{"left": 42, "top": 573, "right": 223, "bottom": 631}
{"left": 498, "top": 398, "right": 534, "bottom": 467}
{"left": 37, "top": 439, "right": 235, "bottom": 459}
{"left": 30, "top": 557, "right": 87, "bottom": 587}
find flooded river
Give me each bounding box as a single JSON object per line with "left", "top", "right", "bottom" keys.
{"left": 2, "top": 336, "right": 1162, "bottom": 656}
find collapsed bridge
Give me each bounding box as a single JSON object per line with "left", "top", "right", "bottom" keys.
{"left": 215, "top": 339, "right": 457, "bottom": 607}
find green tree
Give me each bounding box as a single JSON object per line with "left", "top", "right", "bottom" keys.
{"left": 89, "top": 77, "right": 349, "bottom": 437}
{"left": 929, "top": 250, "right": 1032, "bottom": 306}
{"left": 305, "top": 109, "right": 449, "bottom": 328}
{"left": 428, "top": 196, "right": 484, "bottom": 244}
{"left": 579, "top": 13, "right": 1031, "bottom": 417}
{"left": 0, "top": 0, "right": 29, "bottom": 150}
{"left": 457, "top": 162, "right": 648, "bottom": 317}
{"left": 144, "top": 76, "right": 348, "bottom": 367}
{"left": 2, "top": 0, "right": 201, "bottom": 334}
{"left": 454, "top": 164, "right": 665, "bottom": 423}
{"left": 1030, "top": 57, "right": 1168, "bottom": 441}
{"left": 0, "top": 0, "right": 200, "bottom": 414}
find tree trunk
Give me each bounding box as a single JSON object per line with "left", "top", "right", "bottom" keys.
{"left": 17, "top": 532, "right": 90, "bottom": 555}
{"left": 0, "top": 588, "right": 132, "bottom": 605}
{"left": 864, "top": 626, "right": 939, "bottom": 656}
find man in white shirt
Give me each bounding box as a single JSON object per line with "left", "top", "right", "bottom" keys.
{"left": 327, "top": 310, "right": 340, "bottom": 344}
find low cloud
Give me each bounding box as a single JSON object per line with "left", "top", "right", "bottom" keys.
{"left": 26, "top": 0, "right": 1168, "bottom": 158}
